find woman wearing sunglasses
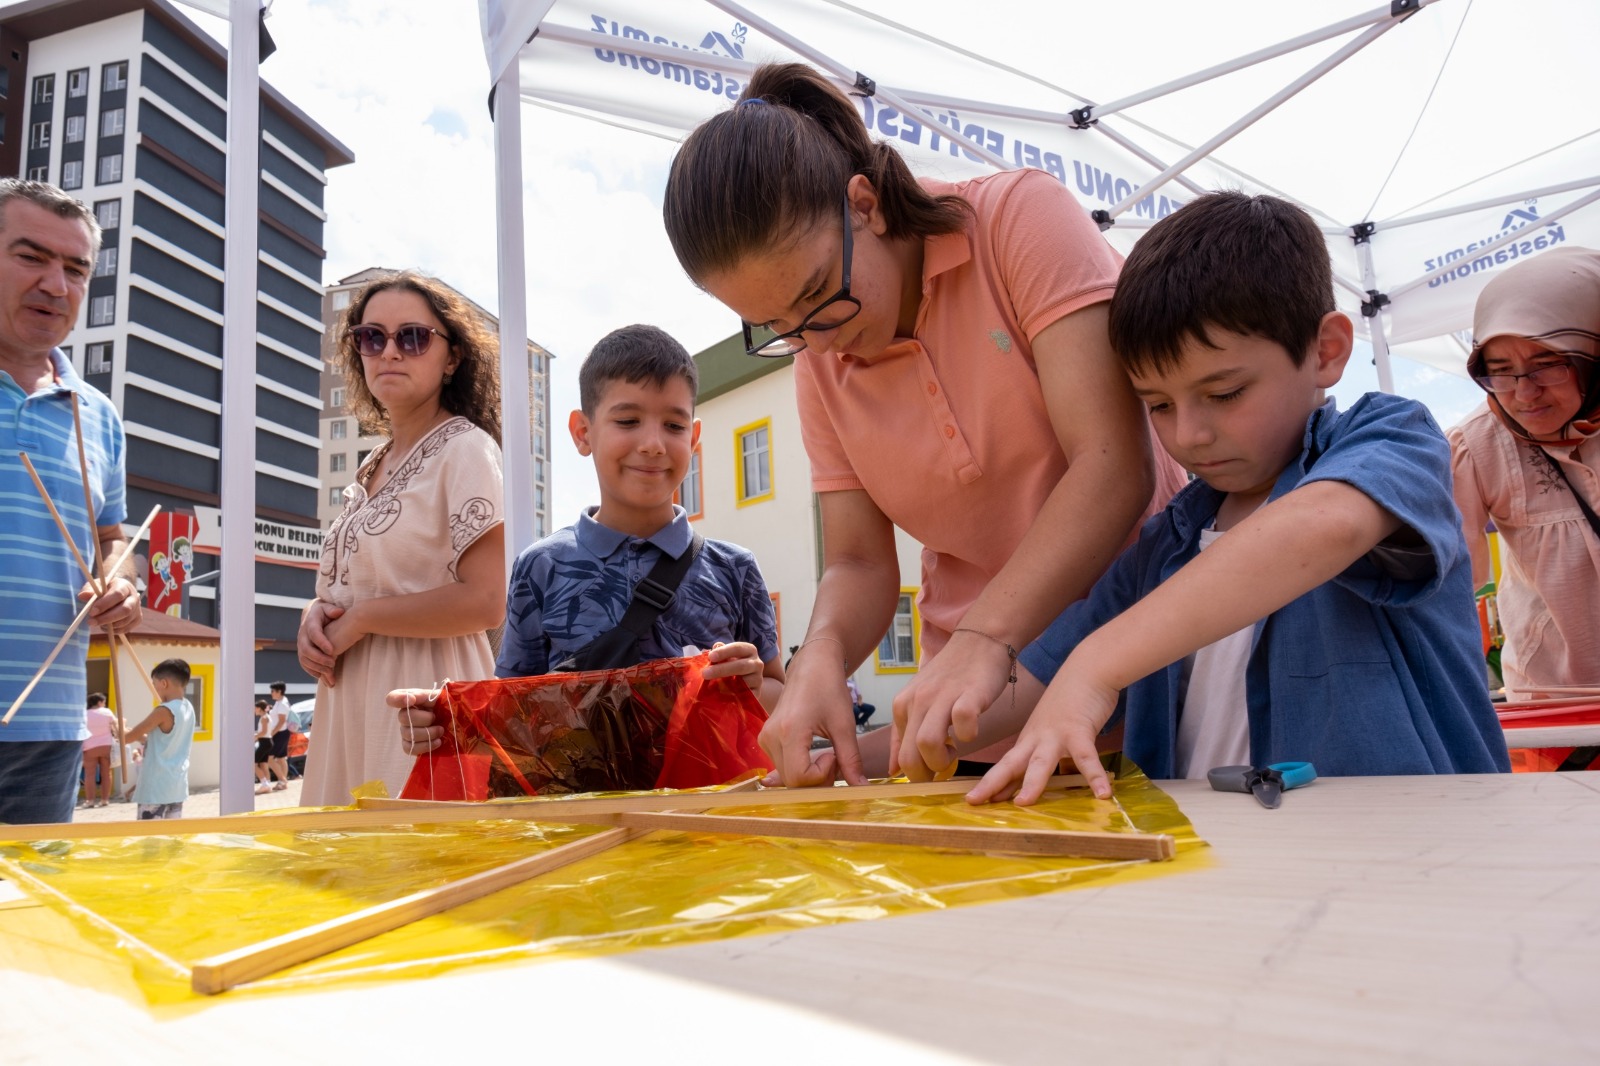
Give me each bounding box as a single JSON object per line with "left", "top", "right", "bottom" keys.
{"left": 1449, "top": 247, "right": 1600, "bottom": 701}
{"left": 664, "top": 64, "right": 1185, "bottom": 787}
{"left": 297, "top": 271, "right": 506, "bottom": 805}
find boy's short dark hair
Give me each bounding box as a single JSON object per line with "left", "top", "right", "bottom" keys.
{"left": 153, "top": 659, "right": 191, "bottom": 686}
{"left": 87, "top": 693, "right": 107, "bottom": 708}
{"left": 578, "top": 325, "right": 698, "bottom": 415}
{"left": 269, "top": 681, "right": 286, "bottom": 695}
{"left": 1109, "top": 191, "right": 1334, "bottom": 375}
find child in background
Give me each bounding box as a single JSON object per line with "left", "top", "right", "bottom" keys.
{"left": 893, "top": 191, "right": 1509, "bottom": 802}
{"left": 81, "top": 693, "right": 117, "bottom": 808}
{"left": 124, "top": 659, "right": 194, "bottom": 819}
{"left": 253, "top": 698, "right": 276, "bottom": 795}
{"left": 393, "top": 325, "right": 783, "bottom": 754}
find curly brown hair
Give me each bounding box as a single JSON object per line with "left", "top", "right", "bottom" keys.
{"left": 336, "top": 271, "right": 502, "bottom": 441}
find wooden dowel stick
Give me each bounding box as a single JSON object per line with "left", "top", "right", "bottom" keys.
{"left": 107, "top": 632, "right": 131, "bottom": 799}
{"left": 0, "top": 774, "right": 1093, "bottom": 844}
{"left": 1, "top": 505, "right": 160, "bottom": 726}
{"left": 188, "top": 779, "right": 761, "bottom": 994}
{"left": 20, "top": 452, "right": 161, "bottom": 708}
{"left": 605, "top": 812, "right": 1175, "bottom": 861}
{"left": 1508, "top": 686, "right": 1600, "bottom": 696}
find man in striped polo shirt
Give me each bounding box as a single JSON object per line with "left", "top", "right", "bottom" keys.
{"left": 0, "top": 179, "right": 140, "bottom": 825}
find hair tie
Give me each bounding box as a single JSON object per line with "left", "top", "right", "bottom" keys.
{"left": 738, "top": 97, "right": 768, "bottom": 107}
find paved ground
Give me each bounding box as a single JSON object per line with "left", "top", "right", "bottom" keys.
{"left": 70, "top": 777, "right": 306, "bottom": 823}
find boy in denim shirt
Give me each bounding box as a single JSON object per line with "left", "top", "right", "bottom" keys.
{"left": 898, "top": 192, "right": 1509, "bottom": 802}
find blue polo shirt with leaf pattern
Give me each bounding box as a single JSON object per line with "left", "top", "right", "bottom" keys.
{"left": 497, "top": 505, "right": 779, "bottom": 677}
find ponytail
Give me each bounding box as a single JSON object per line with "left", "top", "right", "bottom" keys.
{"left": 664, "top": 63, "right": 970, "bottom": 283}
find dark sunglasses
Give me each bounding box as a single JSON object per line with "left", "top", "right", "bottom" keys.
{"left": 350, "top": 324, "right": 448, "bottom": 358}
{"left": 742, "top": 196, "right": 862, "bottom": 358}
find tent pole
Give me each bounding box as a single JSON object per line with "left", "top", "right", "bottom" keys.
{"left": 1386, "top": 184, "right": 1600, "bottom": 301}
{"left": 217, "top": 0, "right": 261, "bottom": 816}
{"left": 707, "top": 0, "right": 1014, "bottom": 172}
{"left": 1090, "top": 121, "right": 1209, "bottom": 199}
{"left": 1379, "top": 175, "right": 1600, "bottom": 230}
{"left": 1088, "top": 1, "right": 1429, "bottom": 122}
{"left": 1355, "top": 238, "right": 1396, "bottom": 394}
{"left": 493, "top": 62, "right": 535, "bottom": 563}
{"left": 1107, "top": 19, "right": 1399, "bottom": 220}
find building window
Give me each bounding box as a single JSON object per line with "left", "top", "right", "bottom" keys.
{"left": 102, "top": 62, "right": 127, "bottom": 93}
{"left": 64, "top": 115, "right": 85, "bottom": 143}
{"left": 100, "top": 108, "right": 125, "bottom": 138}
{"left": 875, "top": 590, "right": 920, "bottom": 672}
{"left": 86, "top": 342, "right": 112, "bottom": 375}
{"left": 93, "top": 247, "right": 116, "bottom": 277}
{"left": 535, "top": 457, "right": 545, "bottom": 483}
{"left": 27, "top": 166, "right": 47, "bottom": 182}
{"left": 330, "top": 454, "right": 347, "bottom": 473}
{"left": 535, "top": 515, "right": 546, "bottom": 539}
{"left": 94, "top": 199, "right": 120, "bottom": 230}
{"left": 67, "top": 69, "right": 89, "bottom": 98}
{"left": 29, "top": 121, "right": 49, "bottom": 149}
{"left": 330, "top": 386, "right": 344, "bottom": 409}
{"left": 677, "top": 442, "right": 702, "bottom": 519}
{"left": 61, "top": 160, "right": 83, "bottom": 190}
{"left": 735, "top": 419, "right": 773, "bottom": 506}
{"left": 88, "top": 295, "right": 115, "bottom": 327}
{"left": 97, "top": 154, "right": 122, "bottom": 184}
{"left": 60, "top": 345, "right": 73, "bottom": 365}
{"left": 357, "top": 449, "right": 372, "bottom": 467}
{"left": 32, "top": 75, "right": 53, "bottom": 105}
{"left": 331, "top": 289, "right": 350, "bottom": 310}
{"left": 330, "top": 419, "right": 347, "bottom": 440}
{"left": 327, "top": 486, "right": 343, "bottom": 506}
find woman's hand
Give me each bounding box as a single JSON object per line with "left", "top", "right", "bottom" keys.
{"left": 297, "top": 600, "right": 345, "bottom": 688}
{"left": 891, "top": 629, "right": 1015, "bottom": 781}
{"left": 389, "top": 688, "right": 443, "bottom": 755}
{"left": 758, "top": 645, "right": 867, "bottom": 787}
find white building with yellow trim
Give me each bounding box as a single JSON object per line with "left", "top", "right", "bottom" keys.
{"left": 686, "top": 336, "right": 926, "bottom": 723}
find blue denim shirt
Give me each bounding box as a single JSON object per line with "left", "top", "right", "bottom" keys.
{"left": 497, "top": 506, "right": 779, "bottom": 677}
{"left": 1021, "top": 394, "right": 1510, "bottom": 778}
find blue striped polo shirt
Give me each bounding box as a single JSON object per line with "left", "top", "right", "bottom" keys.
{"left": 1, "top": 348, "right": 127, "bottom": 742}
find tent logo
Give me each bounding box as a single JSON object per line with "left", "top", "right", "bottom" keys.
{"left": 1500, "top": 205, "right": 1540, "bottom": 228}
{"left": 699, "top": 22, "right": 746, "bottom": 59}
{"left": 1424, "top": 198, "right": 1566, "bottom": 289}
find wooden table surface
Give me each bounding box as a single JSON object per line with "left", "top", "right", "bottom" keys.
{"left": 2, "top": 772, "right": 1597, "bottom": 1064}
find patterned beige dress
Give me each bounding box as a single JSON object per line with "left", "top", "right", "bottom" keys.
{"left": 301, "top": 417, "right": 503, "bottom": 805}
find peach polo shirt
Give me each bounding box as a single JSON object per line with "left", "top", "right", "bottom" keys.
{"left": 794, "top": 168, "right": 1186, "bottom": 659}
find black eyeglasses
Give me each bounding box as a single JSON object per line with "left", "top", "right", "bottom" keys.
{"left": 350, "top": 324, "right": 448, "bottom": 358}
{"left": 1471, "top": 356, "right": 1577, "bottom": 395}
{"left": 742, "top": 198, "right": 862, "bottom": 358}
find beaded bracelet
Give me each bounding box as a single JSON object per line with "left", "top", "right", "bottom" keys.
{"left": 952, "top": 627, "right": 1018, "bottom": 708}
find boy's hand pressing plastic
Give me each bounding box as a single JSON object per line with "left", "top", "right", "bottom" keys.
{"left": 389, "top": 688, "right": 443, "bottom": 755}
{"left": 966, "top": 663, "right": 1119, "bottom": 806}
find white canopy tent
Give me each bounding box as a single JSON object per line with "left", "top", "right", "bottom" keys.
{"left": 480, "top": 0, "right": 1600, "bottom": 552}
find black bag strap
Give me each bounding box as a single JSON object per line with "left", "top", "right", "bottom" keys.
{"left": 614, "top": 532, "right": 704, "bottom": 640}
{"left": 1546, "top": 452, "right": 1600, "bottom": 542}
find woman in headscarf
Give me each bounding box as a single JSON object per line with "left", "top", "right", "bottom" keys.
{"left": 1448, "top": 246, "right": 1600, "bottom": 699}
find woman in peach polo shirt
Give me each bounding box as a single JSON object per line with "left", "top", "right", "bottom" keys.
{"left": 664, "top": 64, "right": 1184, "bottom": 786}
{"left": 1449, "top": 247, "right": 1600, "bottom": 699}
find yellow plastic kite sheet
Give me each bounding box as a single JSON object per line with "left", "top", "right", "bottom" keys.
{"left": 0, "top": 771, "right": 1208, "bottom": 1004}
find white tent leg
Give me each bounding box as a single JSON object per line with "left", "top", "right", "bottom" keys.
{"left": 1355, "top": 237, "right": 1395, "bottom": 394}
{"left": 495, "top": 63, "right": 536, "bottom": 563}
{"left": 218, "top": 0, "right": 260, "bottom": 816}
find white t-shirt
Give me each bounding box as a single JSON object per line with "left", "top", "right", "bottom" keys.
{"left": 270, "top": 696, "right": 291, "bottom": 734}
{"left": 1173, "top": 526, "right": 1254, "bottom": 779}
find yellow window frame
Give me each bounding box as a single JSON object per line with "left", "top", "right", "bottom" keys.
{"left": 874, "top": 586, "right": 921, "bottom": 674}
{"left": 734, "top": 416, "right": 775, "bottom": 507}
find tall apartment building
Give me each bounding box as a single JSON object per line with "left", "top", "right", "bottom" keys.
{"left": 0, "top": 0, "right": 353, "bottom": 697}
{"left": 317, "top": 268, "right": 555, "bottom": 541}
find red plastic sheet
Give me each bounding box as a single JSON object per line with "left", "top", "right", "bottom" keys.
{"left": 400, "top": 652, "right": 773, "bottom": 800}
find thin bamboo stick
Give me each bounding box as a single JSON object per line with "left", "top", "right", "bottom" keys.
{"left": 22, "top": 451, "right": 161, "bottom": 708}
{"left": 188, "top": 779, "right": 761, "bottom": 994}
{"left": 0, "top": 774, "right": 1091, "bottom": 844}
{"left": 1508, "top": 686, "right": 1600, "bottom": 697}
{"left": 0, "top": 505, "right": 159, "bottom": 726}
{"left": 604, "top": 811, "right": 1175, "bottom": 861}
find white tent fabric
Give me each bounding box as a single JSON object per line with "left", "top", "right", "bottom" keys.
{"left": 480, "top": 0, "right": 1600, "bottom": 542}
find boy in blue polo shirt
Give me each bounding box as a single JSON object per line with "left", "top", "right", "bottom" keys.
{"left": 898, "top": 192, "right": 1509, "bottom": 803}
{"left": 395, "top": 325, "right": 782, "bottom": 755}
